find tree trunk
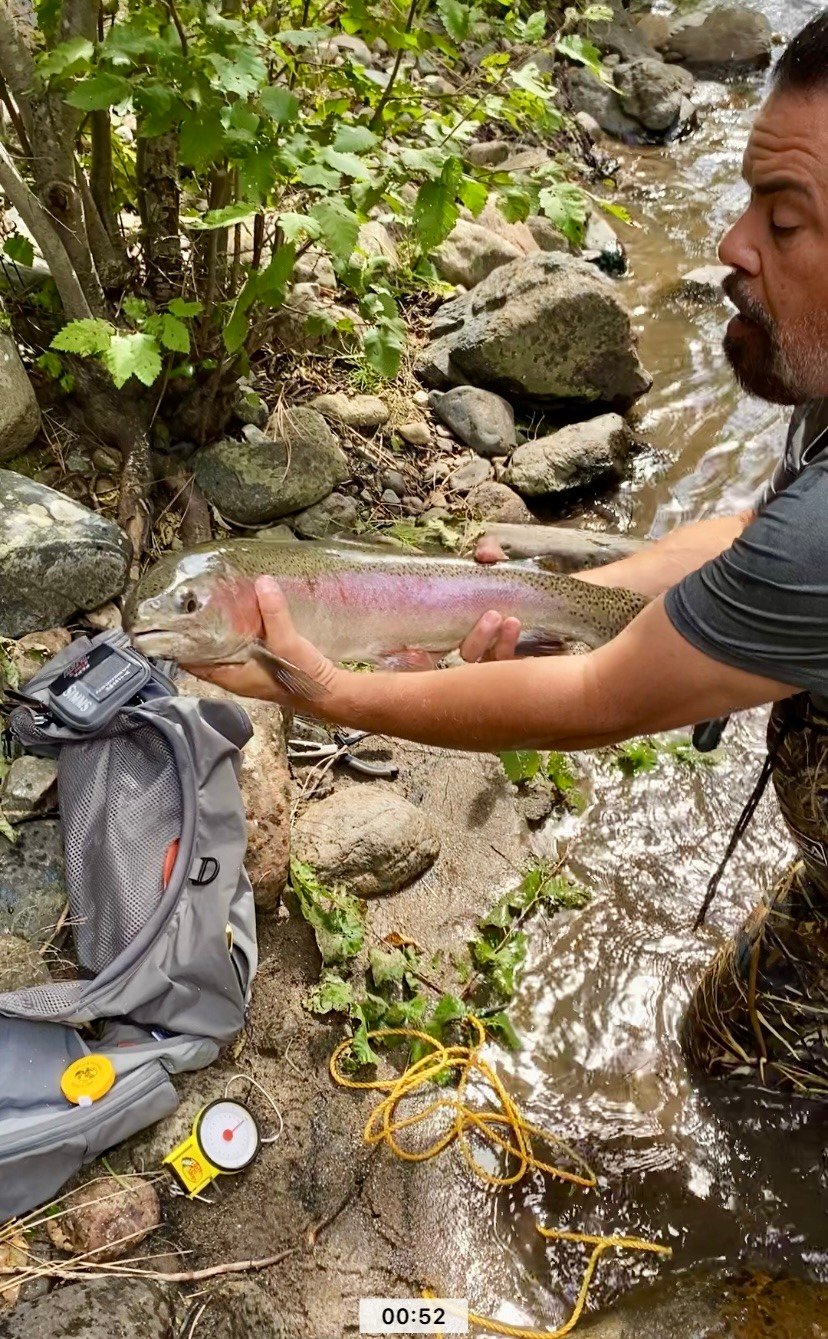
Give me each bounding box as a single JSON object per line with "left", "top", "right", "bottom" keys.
{"left": 136, "top": 132, "right": 184, "bottom": 304}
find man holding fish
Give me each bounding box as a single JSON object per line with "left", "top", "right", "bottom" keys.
{"left": 128, "top": 15, "right": 828, "bottom": 1092}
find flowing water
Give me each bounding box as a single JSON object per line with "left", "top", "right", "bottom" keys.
{"left": 490, "top": 2, "right": 828, "bottom": 1329}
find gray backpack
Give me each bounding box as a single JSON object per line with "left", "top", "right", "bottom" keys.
{"left": 0, "top": 631, "right": 258, "bottom": 1220}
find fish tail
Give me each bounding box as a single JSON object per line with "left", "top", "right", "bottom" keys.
{"left": 249, "top": 644, "right": 328, "bottom": 699}
{"left": 514, "top": 628, "right": 569, "bottom": 658}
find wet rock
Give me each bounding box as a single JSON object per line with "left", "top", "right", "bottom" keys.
{"left": 615, "top": 58, "right": 696, "bottom": 134}
{"left": 310, "top": 392, "right": 389, "bottom": 429}
{"left": 293, "top": 248, "right": 337, "bottom": 288}
{"left": 0, "top": 471, "right": 130, "bottom": 638}
{"left": 8, "top": 629, "right": 72, "bottom": 684}
{"left": 255, "top": 523, "right": 296, "bottom": 543}
{"left": 233, "top": 386, "right": 268, "bottom": 428}
{"left": 1, "top": 756, "right": 57, "bottom": 824}
{"left": 670, "top": 264, "right": 732, "bottom": 305}
{"left": 293, "top": 785, "right": 440, "bottom": 897}
{"left": 568, "top": 66, "right": 643, "bottom": 142}
{"left": 47, "top": 1177, "right": 161, "bottom": 1262}
{"left": 448, "top": 456, "right": 493, "bottom": 494}
{"left": 635, "top": 13, "right": 672, "bottom": 53}
{"left": 0, "top": 935, "right": 51, "bottom": 991}
{"left": 398, "top": 420, "right": 432, "bottom": 447}
{"left": 0, "top": 333, "right": 40, "bottom": 462}
{"left": 434, "top": 218, "right": 524, "bottom": 290}
{"left": 465, "top": 481, "right": 533, "bottom": 525}
{"left": 0, "top": 820, "right": 65, "bottom": 946}
{"left": 583, "top": 210, "right": 627, "bottom": 276}
{"left": 505, "top": 413, "right": 637, "bottom": 498}
{"left": 417, "top": 254, "right": 651, "bottom": 411}
{"left": 429, "top": 387, "right": 515, "bottom": 458}
{"left": 664, "top": 5, "right": 772, "bottom": 77}
{"left": 193, "top": 410, "right": 348, "bottom": 525}
{"left": 179, "top": 675, "right": 290, "bottom": 911}
{"left": 0, "top": 1278, "right": 175, "bottom": 1339}
{"left": 574, "top": 109, "right": 603, "bottom": 141}
{"left": 291, "top": 492, "right": 361, "bottom": 539}
{"left": 201, "top": 1280, "right": 292, "bottom": 1339}
{"left": 464, "top": 139, "right": 510, "bottom": 167}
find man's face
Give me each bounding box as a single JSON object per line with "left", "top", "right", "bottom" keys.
{"left": 718, "top": 88, "right": 828, "bottom": 405}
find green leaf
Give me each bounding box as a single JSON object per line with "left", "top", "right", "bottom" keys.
{"left": 289, "top": 857, "right": 365, "bottom": 965}
{"left": 103, "top": 332, "right": 162, "bottom": 388}
{"left": 3, "top": 236, "right": 34, "bottom": 266}
{"left": 51, "top": 318, "right": 114, "bottom": 356}
{"left": 615, "top": 737, "right": 659, "bottom": 777}
{"left": 305, "top": 969, "right": 356, "bottom": 1015}
{"left": 223, "top": 274, "right": 258, "bottom": 356}
{"left": 545, "top": 751, "right": 587, "bottom": 813}
{"left": 65, "top": 72, "right": 132, "bottom": 111}
{"left": 458, "top": 177, "right": 488, "bottom": 217}
{"left": 168, "top": 298, "right": 203, "bottom": 318}
{"left": 523, "top": 11, "right": 546, "bottom": 41}
{"left": 310, "top": 198, "right": 360, "bottom": 263}
{"left": 510, "top": 61, "right": 552, "bottom": 99}
{"left": 437, "top": 0, "right": 472, "bottom": 42}
{"left": 208, "top": 49, "right": 268, "bottom": 98}
{"left": 497, "top": 187, "right": 534, "bottom": 224}
{"left": 122, "top": 295, "right": 148, "bottom": 323}
{"left": 598, "top": 199, "right": 634, "bottom": 226}
{"left": 256, "top": 243, "right": 296, "bottom": 306}
{"left": 145, "top": 312, "right": 190, "bottom": 354}
{"left": 362, "top": 320, "right": 404, "bottom": 380}
{"left": 36, "top": 351, "right": 62, "bottom": 379}
{"left": 38, "top": 37, "right": 93, "bottom": 79}
{"left": 136, "top": 82, "right": 182, "bottom": 137}
{"left": 350, "top": 1019, "right": 381, "bottom": 1067}
{"left": 485, "top": 1011, "right": 521, "bottom": 1050}
{"left": 333, "top": 125, "right": 377, "bottom": 153}
{"left": 259, "top": 85, "right": 300, "bottom": 125}
{"left": 180, "top": 109, "right": 226, "bottom": 171}
{"left": 187, "top": 203, "right": 258, "bottom": 232}
{"left": 539, "top": 182, "right": 590, "bottom": 247}
{"left": 322, "top": 148, "right": 372, "bottom": 180}
{"left": 369, "top": 948, "right": 408, "bottom": 988}
{"left": 298, "top": 162, "right": 342, "bottom": 191}
{"left": 499, "top": 750, "right": 541, "bottom": 784}
{"left": 413, "top": 155, "right": 463, "bottom": 252}
{"left": 277, "top": 212, "right": 323, "bottom": 244}
{"left": 555, "top": 33, "right": 604, "bottom": 77}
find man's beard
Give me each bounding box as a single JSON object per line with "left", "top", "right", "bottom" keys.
{"left": 722, "top": 273, "right": 828, "bottom": 406}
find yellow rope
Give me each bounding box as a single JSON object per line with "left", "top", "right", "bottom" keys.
{"left": 330, "top": 1017, "right": 672, "bottom": 1338}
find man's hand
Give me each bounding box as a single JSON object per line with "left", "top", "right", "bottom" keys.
{"left": 185, "top": 576, "right": 336, "bottom": 704}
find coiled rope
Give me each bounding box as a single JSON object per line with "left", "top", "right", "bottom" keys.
{"left": 330, "top": 1016, "right": 671, "bottom": 1338}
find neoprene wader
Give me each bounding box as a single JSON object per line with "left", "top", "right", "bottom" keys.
{"left": 683, "top": 693, "right": 828, "bottom": 1095}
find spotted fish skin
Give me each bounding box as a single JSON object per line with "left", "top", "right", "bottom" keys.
{"left": 125, "top": 537, "right": 647, "bottom": 668}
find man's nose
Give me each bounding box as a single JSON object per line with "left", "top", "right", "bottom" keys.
{"left": 718, "top": 210, "right": 761, "bottom": 277}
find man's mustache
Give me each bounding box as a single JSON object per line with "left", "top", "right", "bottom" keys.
{"left": 722, "top": 272, "right": 773, "bottom": 334}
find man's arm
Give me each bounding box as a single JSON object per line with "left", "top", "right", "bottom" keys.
{"left": 189, "top": 581, "right": 798, "bottom": 754}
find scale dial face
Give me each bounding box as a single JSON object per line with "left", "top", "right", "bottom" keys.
{"left": 195, "top": 1099, "right": 261, "bottom": 1172}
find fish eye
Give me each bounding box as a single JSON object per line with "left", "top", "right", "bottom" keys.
{"left": 184, "top": 594, "right": 199, "bottom": 614}
{"left": 179, "top": 589, "right": 200, "bottom": 615}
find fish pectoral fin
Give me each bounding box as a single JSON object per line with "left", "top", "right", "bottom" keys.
{"left": 249, "top": 643, "right": 328, "bottom": 699}
{"left": 379, "top": 648, "right": 445, "bottom": 672}
{"left": 514, "top": 629, "right": 570, "bottom": 659}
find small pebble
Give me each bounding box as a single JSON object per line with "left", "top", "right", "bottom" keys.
{"left": 403, "top": 496, "right": 425, "bottom": 515}
{"left": 448, "top": 456, "right": 493, "bottom": 494}
{"left": 384, "top": 469, "right": 407, "bottom": 497}
{"left": 399, "top": 420, "right": 432, "bottom": 447}
{"left": 428, "top": 490, "right": 448, "bottom": 508}
{"left": 381, "top": 488, "right": 402, "bottom": 505}
{"left": 92, "top": 447, "right": 122, "bottom": 473}
{"left": 435, "top": 425, "right": 453, "bottom": 439}
{"left": 413, "top": 390, "right": 430, "bottom": 407}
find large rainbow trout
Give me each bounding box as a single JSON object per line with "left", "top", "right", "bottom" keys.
{"left": 124, "top": 538, "right": 646, "bottom": 696}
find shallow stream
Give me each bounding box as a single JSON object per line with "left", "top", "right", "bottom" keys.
{"left": 489, "top": 2, "right": 828, "bottom": 1328}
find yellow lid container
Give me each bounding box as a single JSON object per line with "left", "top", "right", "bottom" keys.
{"left": 61, "top": 1054, "right": 116, "bottom": 1107}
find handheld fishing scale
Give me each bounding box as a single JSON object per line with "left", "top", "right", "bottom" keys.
{"left": 164, "top": 1099, "right": 261, "bottom": 1197}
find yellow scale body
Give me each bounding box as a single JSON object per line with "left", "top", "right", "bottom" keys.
{"left": 164, "top": 1099, "right": 261, "bottom": 1197}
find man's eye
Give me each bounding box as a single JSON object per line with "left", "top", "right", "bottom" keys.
{"left": 771, "top": 219, "right": 799, "bottom": 235}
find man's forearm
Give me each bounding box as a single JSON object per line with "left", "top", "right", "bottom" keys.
{"left": 576, "top": 512, "right": 754, "bottom": 598}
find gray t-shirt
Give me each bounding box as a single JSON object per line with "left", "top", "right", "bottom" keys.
{"left": 665, "top": 399, "right": 828, "bottom": 699}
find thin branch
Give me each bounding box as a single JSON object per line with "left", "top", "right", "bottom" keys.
{"left": 369, "top": 0, "right": 418, "bottom": 129}
{"left": 0, "top": 141, "right": 92, "bottom": 319}
{"left": 164, "top": 0, "right": 188, "bottom": 54}
{"left": 0, "top": 71, "right": 31, "bottom": 159}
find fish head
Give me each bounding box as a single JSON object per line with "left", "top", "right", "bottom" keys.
{"left": 124, "top": 550, "right": 263, "bottom": 664}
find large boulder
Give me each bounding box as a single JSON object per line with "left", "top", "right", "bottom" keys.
{"left": 465, "top": 480, "right": 533, "bottom": 524}
{"left": 567, "top": 65, "right": 643, "bottom": 142}
{"left": 0, "top": 333, "right": 40, "bottom": 461}
{"left": 615, "top": 58, "right": 696, "bottom": 133}
{"left": 0, "top": 1278, "right": 175, "bottom": 1339}
{"left": 416, "top": 254, "right": 651, "bottom": 412}
{"left": 0, "top": 819, "right": 66, "bottom": 946}
{"left": 193, "top": 410, "right": 349, "bottom": 525}
{"left": 664, "top": 6, "right": 773, "bottom": 77}
{"left": 292, "top": 785, "right": 441, "bottom": 897}
{"left": 580, "top": 9, "right": 659, "bottom": 63}
{"left": 504, "top": 413, "right": 638, "bottom": 498}
{"left": 429, "top": 386, "right": 515, "bottom": 457}
{"left": 0, "top": 471, "right": 130, "bottom": 638}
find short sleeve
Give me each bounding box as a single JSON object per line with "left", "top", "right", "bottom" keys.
{"left": 665, "top": 458, "right": 828, "bottom": 695}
